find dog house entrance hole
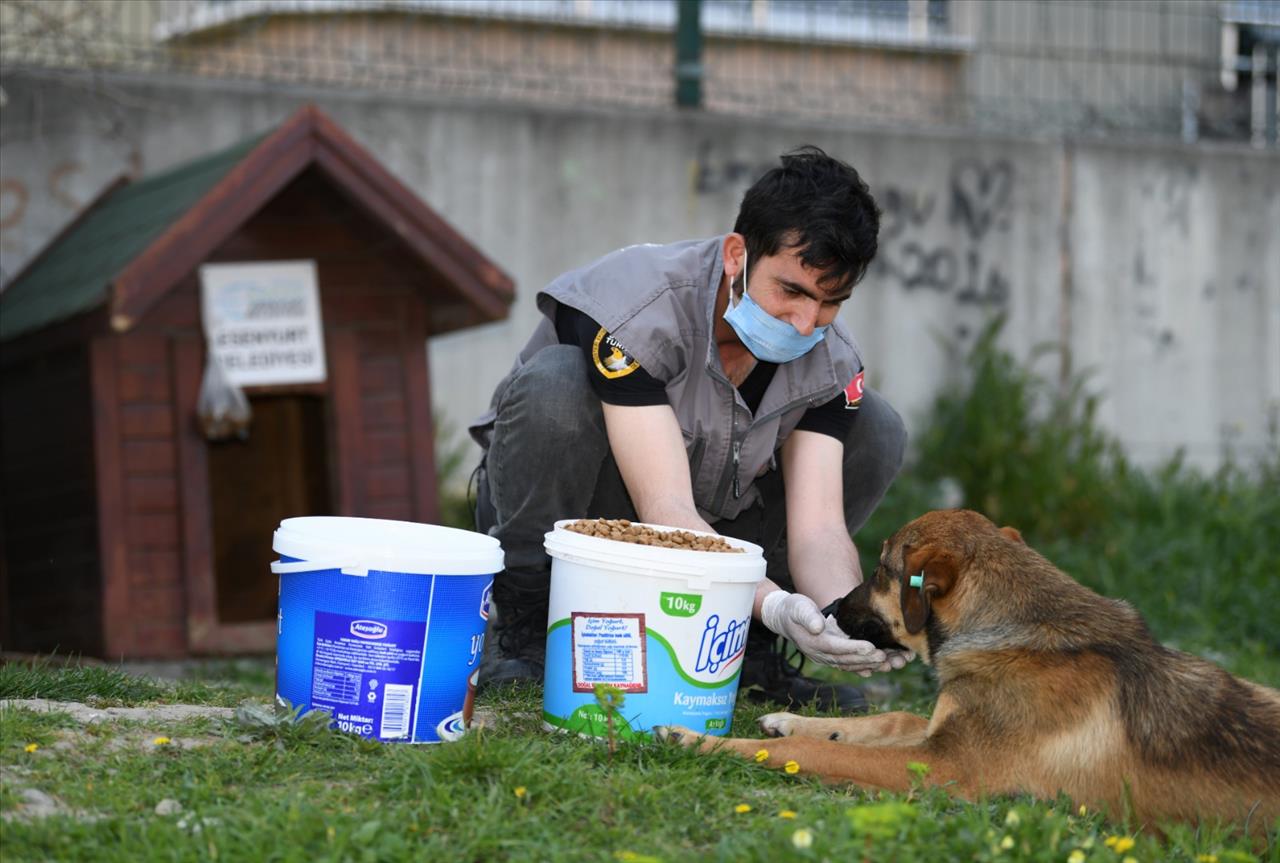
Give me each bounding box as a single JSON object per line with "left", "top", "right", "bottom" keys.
{"left": 207, "top": 395, "right": 332, "bottom": 623}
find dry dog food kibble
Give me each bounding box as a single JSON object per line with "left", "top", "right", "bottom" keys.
{"left": 564, "top": 518, "right": 744, "bottom": 553}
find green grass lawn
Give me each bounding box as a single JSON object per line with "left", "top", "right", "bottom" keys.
{"left": 2, "top": 651, "right": 1275, "bottom": 863}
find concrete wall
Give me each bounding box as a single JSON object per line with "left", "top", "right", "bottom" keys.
{"left": 2, "top": 73, "right": 1277, "bottom": 473}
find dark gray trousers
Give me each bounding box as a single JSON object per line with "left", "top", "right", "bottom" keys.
{"left": 476, "top": 345, "right": 907, "bottom": 588}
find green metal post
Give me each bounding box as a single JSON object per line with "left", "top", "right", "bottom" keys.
{"left": 675, "top": 0, "right": 703, "bottom": 109}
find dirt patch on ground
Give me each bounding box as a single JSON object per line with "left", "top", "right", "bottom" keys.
{"left": 2, "top": 698, "right": 237, "bottom": 724}
{"left": 2, "top": 699, "right": 236, "bottom": 823}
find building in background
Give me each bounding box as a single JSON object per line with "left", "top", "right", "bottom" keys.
{"left": 5, "top": 0, "right": 1274, "bottom": 140}
{"left": 1, "top": 0, "right": 1276, "bottom": 144}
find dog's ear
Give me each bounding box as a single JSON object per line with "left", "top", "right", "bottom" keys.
{"left": 900, "top": 544, "right": 960, "bottom": 634}
{"left": 999, "top": 526, "right": 1025, "bottom": 545}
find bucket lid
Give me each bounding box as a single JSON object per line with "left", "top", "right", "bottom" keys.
{"left": 544, "top": 520, "right": 765, "bottom": 584}
{"left": 273, "top": 516, "right": 503, "bottom": 575}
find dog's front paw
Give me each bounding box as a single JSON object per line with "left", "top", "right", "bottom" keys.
{"left": 758, "top": 712, "right": 803, "bottom": 738}
{"left": 653, "top": 725, "right": 703, "bottom": 747}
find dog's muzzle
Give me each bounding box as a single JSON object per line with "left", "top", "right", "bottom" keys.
{"left": 830, "top": 582, "right": 908, "bottom": 651}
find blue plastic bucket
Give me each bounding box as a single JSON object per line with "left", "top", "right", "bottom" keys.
{"left": 272, "top": 516, "right": 502, "bottom": 744}
{"left": 541, "top": 520, "right": 765, "bottom": 739}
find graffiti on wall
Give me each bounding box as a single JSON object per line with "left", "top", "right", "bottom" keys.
{"left": 687, "top": 142, "right": 775, "bottom": 197}
{"left": 0, "top": 149, "right": 143, "bottom": 282}
{"left": 874, "top": 159, "right": 1014, "bottom": 324}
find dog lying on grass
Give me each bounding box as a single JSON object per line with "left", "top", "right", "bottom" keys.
{"left": 658, "top": 509, "right": 1280, "bottom": 841}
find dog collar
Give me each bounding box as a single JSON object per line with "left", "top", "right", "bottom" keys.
{"left": 909, "top": 572, "right": 924, "bottom": 589}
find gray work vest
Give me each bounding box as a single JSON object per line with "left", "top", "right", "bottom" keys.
{"left": 470, "top": 236, "right": 863, "bottom": 521}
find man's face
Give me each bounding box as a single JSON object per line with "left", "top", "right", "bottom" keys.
{"left": 746, "top": 245, "right": 852, "bottom": 336}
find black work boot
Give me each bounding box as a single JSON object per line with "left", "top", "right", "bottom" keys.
{"left": 478, "top": 566, "right": 550, "bottom": 690}
{"left": 739, "top": 626, "right": 869, "bottom": 714}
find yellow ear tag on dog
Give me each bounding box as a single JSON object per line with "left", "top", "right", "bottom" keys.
{"left": 909, "top": 573, "right": 924, "bottom": 589}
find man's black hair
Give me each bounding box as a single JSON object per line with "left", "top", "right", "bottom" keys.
{"left": 733, "top": 145, "right": 881, "bottom": 290}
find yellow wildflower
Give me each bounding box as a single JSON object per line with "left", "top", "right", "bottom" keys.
{"left": 1005, "top": 810, "right": 1021, "bottom": 827}
{"left": 1067, "top": 850, "right": 1086, "bottom": 863}
{"left": 753, "top": 748, "right": 769, "bottom": 763}
{"left": 791, "top": 828, "right": 814, "bottom": 850}
{"left": 1195, "top": 856, "right": 1218, "bottom": 863}
{"left": 1078, "top": 804, "right": 1088, "bottom": 816}
{"left": 1122, "top": 857, "right": 1138, "bottom": 863}
{"left": 784, "top": 760, "right": 800, "bottom": 774}
{"left": 514, "top": 786, "right": 527, "bottom": 799}
{"left": 1000, "top": 835, "right": 1015, "bottom": 850}
{"left": 734, "top": 803, "right": 752, "bottom": 814}
{"left": 613, "top": 853, "right": 661, "bottom": 863}
{"left": 1112, "top": 837, "right": 1135, "bottom": 854}
{"left": 1104, "top": 836, "right": 1119, "bottom": 849}
{"left": 24, "top": 743, "right": 39, "bottom": 753}
{"left": 152, "top": 736, "right": 172, "bottom": 746}
{"left": 778, "top": 810, "right": 797, "bottom": 819}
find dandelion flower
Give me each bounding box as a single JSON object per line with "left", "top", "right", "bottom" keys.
{"left": 1005, "top": 810, "right": 1021, "bottom": 827}
{"left": 1104, "top": 836, "right": 1119, "bottom": 849}
{"left": 24, "top": 743, "right": 39, "bottom": 753}
{"left": 1000, "top": 835, "right": 1015, "bottom": 850}
{"left": 753, "top": 748, "right": 769, "bottom": 763}
{"left": 614, "top": 854, "right": 661, "bottom": 863}
{"left": 784, "top": 760, "right": 800, "bottom": 774}
{"left": 778, "top": 810, "right": 797, "bottom": 819}
{"left": 1078, "top": 804, "right": 1088, "bottom": 816}
{"left": 791, "top": 828, "right": 813, "bottom": 850}
{"left": 152, "top": 736, "right": 172, "bottom": 746}
{"left": 1067, "top": 850, "right": 1086, "bottom": 863}
{"left": 1195, "top": 856, "right": 1218, "bottom": 863}
{"left": 1112, "top": 837, "right": 1135, "bottom": 854}
{"left": 514, "top": 786, "right": 527, "bottom": 799}
{"left": 734, "top": 803, "right": 752, "bottom": 814}
{"left": 1122, "top": 857, "right": 1138, "bottom": 863}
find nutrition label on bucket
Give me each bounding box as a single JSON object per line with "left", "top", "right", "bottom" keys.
{"left": 310, "top": 611, "right": 426, "bottom": 740}
{"left": 571, "top": 612, "right": 647, "bottom": 693}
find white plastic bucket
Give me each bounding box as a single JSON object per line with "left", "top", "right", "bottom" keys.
{"left": 541, "top": 520, "right": 766, "bottom": 739}
{"left": 272, "top": 516, "right": 502, "bottom": 743}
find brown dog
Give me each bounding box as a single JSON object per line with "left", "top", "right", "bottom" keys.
{"left": 659, "top": 509, "right": 1280, "bottom": 838}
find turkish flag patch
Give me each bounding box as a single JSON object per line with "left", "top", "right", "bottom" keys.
{"left": 843, "top": 370, "right": 865, "bottom": 410}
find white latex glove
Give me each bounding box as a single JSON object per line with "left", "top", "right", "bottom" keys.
{"left": 869, "top": 640, "right": 917, "bottom": 676}
{"left": 760, "top": 590, "right": 888, "bottom": 675}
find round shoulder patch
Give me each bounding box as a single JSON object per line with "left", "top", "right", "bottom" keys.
{"left": 592, "top": 327, "right": 641, "bottom": 379}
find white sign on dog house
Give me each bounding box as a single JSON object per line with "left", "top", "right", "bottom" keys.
{"left": 199, "top": 260, "right": 328, "bottom": 386}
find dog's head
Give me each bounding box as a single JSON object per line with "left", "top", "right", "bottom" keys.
{"left": 833, "top": 509, "right": 1024, "bottom": 664}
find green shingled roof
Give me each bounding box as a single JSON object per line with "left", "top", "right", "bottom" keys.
{"left": 0, "top": 129, "right": 270, "bottom": 342}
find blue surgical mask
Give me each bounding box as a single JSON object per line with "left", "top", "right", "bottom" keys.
{"left": 723, "top": 250, "right": 828, "bottom": 363}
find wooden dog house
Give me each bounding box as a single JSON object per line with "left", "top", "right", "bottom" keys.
{"left": 0, "top": 106, "right": 513, "bottom": 659}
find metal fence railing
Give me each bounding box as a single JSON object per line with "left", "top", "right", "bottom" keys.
{"left": 1, "top": 0, "right": 1276, "bottom": 144}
